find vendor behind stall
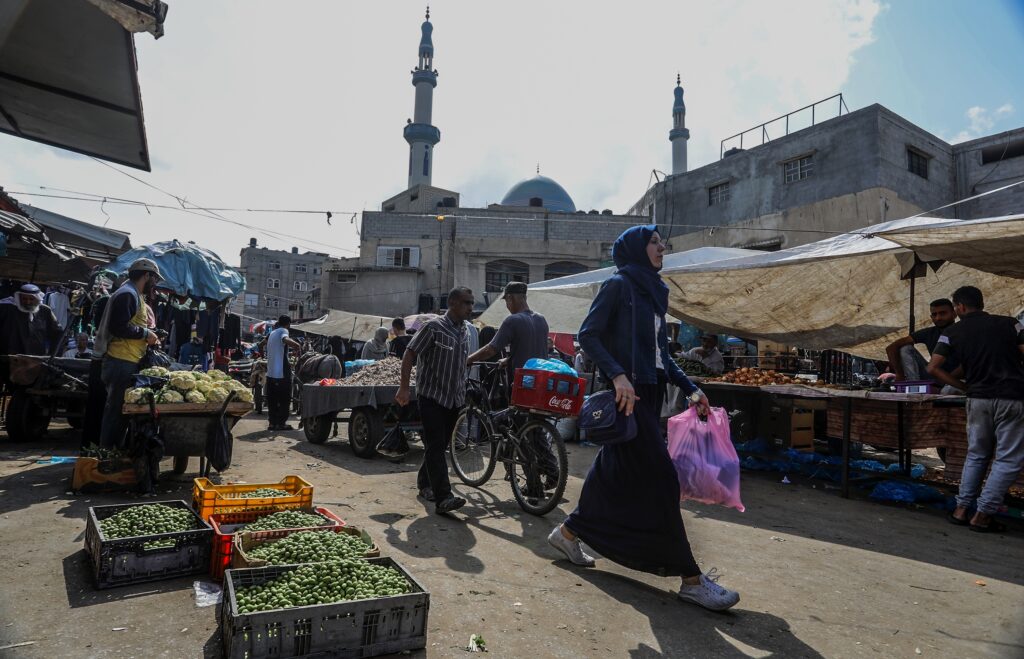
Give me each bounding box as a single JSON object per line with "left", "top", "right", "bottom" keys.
{"left": 178, "top": 333, "right": 209, "bottom": 371}
{"left": 885, "top": 299, "right": 959, "bottom": 384}
{"left": 679, "top": 335, "right": 725, "bottom": 375}
{"left": 94, "top": 259, "right": 162, "bottom": 448}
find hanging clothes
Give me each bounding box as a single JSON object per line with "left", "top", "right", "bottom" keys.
{"left": 46, "top": 289, "right": 70, "bottom": 328}
{"left": 219, "top": 313, "right": 241, "bottom": 350}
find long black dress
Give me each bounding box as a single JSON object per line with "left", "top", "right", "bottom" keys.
{"left": 565, "top": 374, "right": 701, "bottom": 577}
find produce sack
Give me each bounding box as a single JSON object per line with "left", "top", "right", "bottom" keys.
{"left": 667, "top": 407, "right": 744, "bottom": 512}
{"left": 376, "top": 423, "right": 409, "bottom": 459}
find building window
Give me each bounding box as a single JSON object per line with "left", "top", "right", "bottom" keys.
{"left": 335, "top": 272, "right": 358, "bottom": 284}
{"left": 376, "top": 246, "right": 420, "bottom": 268}
{"left": 295, "top": 263, "right": 307, "bottom": 273}
{"left": 708, "top": 182, "right": 730, "bottom": 206}
{"left": 544, "top": 261, "right": 587, "bottom": 280}
{"left": 264, "top": 296, "right": 279, "bottom": 308}
{"left": 267, "top": 278, "right": 280, "bottom": 289}
{"left": 293, "top": 281, "right": 308, "bottom": 292}
{"left": 907, "top": 148, "right": 929, "bottom": 179}
{"left": 269, "top": 261, "right": 281, "bottom": 270}
{"left": 485, "top": 259, "right": 530, "bottom": 293}
{"left": 784, "top": 155, "right": 814, "bottom": 183}
{"left": 312, "top": 266, "right": 321, "bottom": 275}
{"left": 981, "top": 138, "right": 1024, "bottom": 164}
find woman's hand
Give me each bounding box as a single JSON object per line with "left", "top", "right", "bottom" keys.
{"left": 612, "top": 374, "right": 639, "bottom": 416}
{"left": 694, "top": 392, "right": 710, "bottom": 418}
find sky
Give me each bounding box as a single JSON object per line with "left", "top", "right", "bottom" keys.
{"left": 1, "top": 0, "right": 1022, "bottom": 267}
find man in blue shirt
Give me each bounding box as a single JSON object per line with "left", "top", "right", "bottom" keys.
{"left": 177, "top": 334, "right": 209, "bottom": 371}
{"left": 266, "top": 316, "right": 301, "bottom": 432}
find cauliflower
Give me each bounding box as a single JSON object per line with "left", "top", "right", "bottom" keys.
{"left": 124, "top": 387, "right": 152, "bottom": 404}
{"left": 235, "top": 389, "right": 254, "bottom": 403}
{"left": 192, "top": 371, "right": 210, "bottom": 382}
{"left": 168, "top": 373, "right": 196, "bottom": 392}
{"left": 223, "top": 379, "right": 246, "bottom": 392}
{"left": 205, "top": 388, "right": 229, "bottom": 403}
{"left": 184, "top": 390, "right": 207, "bottom": 403}
{"left": 194, "top": 381, "right": 215, "bottom": 395}
{"left": 139, "top": 367, "right": 169, "bottom": 378}
{"left": 207, "top": 370, "right": 229, "bottom": 382}
{"left": 155, "top": 388, "right": 184, "bottom": 403}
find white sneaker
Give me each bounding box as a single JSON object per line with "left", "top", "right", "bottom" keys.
{"left": 547, "top": 525, "right": 596, "bottom": 567}
{"left": 677, "top": 568, "right": 740, "bottom": 611}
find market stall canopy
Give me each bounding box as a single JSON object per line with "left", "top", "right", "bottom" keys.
{"left": 875, "top": 213, "right": 1024, "bottom": 280}
{"left": 293, "top": 308, "right": 391, "bottom": 341}
{"left": 477, "top": 247, "right": 760, "bottom": 334}
{"left": 0, "top": 208, "right": 92, "bottom": 282}
{"left": 659, "top": 217, "right": 1024, "bottom": 361}
{"left": 101, "top": 240, "right": 244, "bottom": 300}
{"left": 20, "top": 203, "right": 131, "bottom": 261}
{"left": 0, "top": 0, "right": 168, "bottom": 170}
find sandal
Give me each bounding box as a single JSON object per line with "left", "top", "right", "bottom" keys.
{"left": 969, "top": 519, "right": 1008, "bottom": 534}
{"left": 947, "top": 511, "right": 970, "bottom": 526}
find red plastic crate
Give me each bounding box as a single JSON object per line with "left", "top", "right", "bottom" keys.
{"left": 208, "top": 506, "right": 345, "bottom": 581}
{"left": 511, "top": 368, "right": 585, "bottom": 417}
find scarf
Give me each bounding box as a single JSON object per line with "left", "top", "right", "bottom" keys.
{"left": 612, "top": 224, "right": 668, "bottom": 315}
{"left": 364, "top": 327, "right": 390, "bottom": 360}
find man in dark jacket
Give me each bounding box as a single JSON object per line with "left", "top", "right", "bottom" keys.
{"left": 0, "top": 283, "right": 63, "bottom": 358}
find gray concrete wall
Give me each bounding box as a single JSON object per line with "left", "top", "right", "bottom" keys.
{"left": 953, "top": 127, "right": 1024, "bottom": 219}
{"left": 321, "top": 268, "right": 423, "bottom": 318}
{"left": 239, "top": 244, "right": 332, "bottom": 321}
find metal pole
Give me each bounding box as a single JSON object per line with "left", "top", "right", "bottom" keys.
{"left": 437, "top": 217, "right": 443, "bottom": 311}
{"left": 909, "top": 274, "right": 916, "bottom": 333}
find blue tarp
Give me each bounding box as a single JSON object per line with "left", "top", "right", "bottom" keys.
{"left": 101, "top": 240, "right": 244, "bottom": 300}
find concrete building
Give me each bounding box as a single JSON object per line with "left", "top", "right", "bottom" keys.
{"left": 319, "top": 9, "right": 645, "bottom": 319}
{"left": 238, "top": 238, "right": 338, "bottom": 322}
{"left": 631, "top": 93, "right": 1024, "bottom": 252}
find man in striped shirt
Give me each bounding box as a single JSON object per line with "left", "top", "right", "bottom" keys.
{"left": 396, "top": 287, "right": 475, "bottom": 515}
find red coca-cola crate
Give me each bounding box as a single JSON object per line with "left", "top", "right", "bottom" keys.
{"left": 512, "top": 368, "right": 585, "bottom": 417}
{"left": 208, "top": 506, "right": 345, "bottom": 581}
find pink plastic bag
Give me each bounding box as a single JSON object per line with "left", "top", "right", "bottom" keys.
{"left": 667, "top": 406, "right": 745, "bottom": 512}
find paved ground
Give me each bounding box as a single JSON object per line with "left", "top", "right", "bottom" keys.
{"left": 1, "top": 416, "right": 1022, "bottom": 658}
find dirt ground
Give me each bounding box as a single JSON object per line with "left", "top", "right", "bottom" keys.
{"left": 0, "top": 417, "right": 1022, "bottom": 659}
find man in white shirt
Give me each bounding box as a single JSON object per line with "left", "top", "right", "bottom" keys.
{"left": 680, "top": 335, "right": 725, "bottom": 375}
{"left": 266, "top": 315, "right": 301, "bottom": 432}
{"left": 63, "top": 332, "right": 92, "bottom": 359}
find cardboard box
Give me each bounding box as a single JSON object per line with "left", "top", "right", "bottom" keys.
{"left": 759, "top": 406, "right": 815, "bottom": 451}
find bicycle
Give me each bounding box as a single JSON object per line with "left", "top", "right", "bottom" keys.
{"left": 449, "top": 363, "right": 569, "bottom": 516}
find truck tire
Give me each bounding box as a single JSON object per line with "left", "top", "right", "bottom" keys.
{"left": 348, "top": 407, "right": 381, "bottom": 458}
{"left": 304, "top": 414, "right": 333, "bottom": 444}
{"left": 172, "top": 455, "right": 190, "bottom": 474}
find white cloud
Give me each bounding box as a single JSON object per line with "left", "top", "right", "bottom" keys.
{"left": 0, "top": 0, "right": 883, "bottom": 266}
{"left": 951, "top": 103, "right": 1015, "bottom": 143}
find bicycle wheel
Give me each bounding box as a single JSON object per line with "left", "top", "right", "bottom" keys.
{"left": 450, "top": 406, "right": 498, "bottom": 486}
{"left": 509, "top": 418, "right": 568, "bottom": 516}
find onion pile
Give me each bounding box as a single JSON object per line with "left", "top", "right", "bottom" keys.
{"left": 714, "top": 368, "right": 799, "bottom": 386}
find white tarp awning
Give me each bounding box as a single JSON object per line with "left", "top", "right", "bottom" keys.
{"left": 659, "top": 216, "right": 1024, "bottom": 360}
{"left": 875, "top": 213, "right": 1024, "bottom": 280}
{"left": 292, "top": 308, "right": 391, "bottom": 341}
{"left": 478, "top": 247, "right": 760, "bottom": 333}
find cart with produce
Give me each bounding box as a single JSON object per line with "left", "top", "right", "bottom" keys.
{"left": 1, "top": 354, "right": 90, "bottom": 440}
{"left": 299, "top": 360, "right": 421, "bottom": 458}
{"left": 122, "top": 367, "right": 254, "bottom": 476}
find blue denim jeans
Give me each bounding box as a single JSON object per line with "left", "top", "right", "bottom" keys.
{"left": 99, "top": 357, "right": 138, "bottom": 448}
{"left": 957, "top": 398, "right": 1024, "bottom": 515}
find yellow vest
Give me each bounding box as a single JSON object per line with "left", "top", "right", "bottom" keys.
{"left": 106, "top": 291, "right": 149, "bottom": 363}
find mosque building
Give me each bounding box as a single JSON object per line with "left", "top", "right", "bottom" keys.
{"left": 322, "top": 8, "right": 646, "bottom": 316}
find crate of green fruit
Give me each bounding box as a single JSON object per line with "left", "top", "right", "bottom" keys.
{"left": 233, "top": 526, "right": 380, "bottom": 570}
{"left": 222, "top": 558, "right": 428, "bottom": 659}
{"left": 85, "top": 500, "right": 213, "bottom": 589}
{"left": 192, "top": 475, "right": 313, "bottom": 521}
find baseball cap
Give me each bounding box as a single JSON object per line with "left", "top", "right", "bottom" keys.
{"left": 129, "top": 258, "right": 163, "bottom": 281}
{"left": 502, "top": 281, "right": 528, "bottom": 299}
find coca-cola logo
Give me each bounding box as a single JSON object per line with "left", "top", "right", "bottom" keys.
{"left": 548, "top": 396, "right": 574, "bottom": 410}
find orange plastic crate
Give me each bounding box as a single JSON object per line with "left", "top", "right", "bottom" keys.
{"left": 208, "top": 506, "right": 345, "bottom": 581}
{"left": 191, "top": 475, "right": 314, "bottom": 522}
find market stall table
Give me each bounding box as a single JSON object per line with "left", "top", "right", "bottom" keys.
{"left": 300, "top": 383, "right": 422, "bottom": 458}
{"left": 699, "top": 381, "right": 967, "bottom": 498}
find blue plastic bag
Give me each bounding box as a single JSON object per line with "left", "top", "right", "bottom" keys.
{"left": 523, "top": 358, "right": 577, "bottom": 377}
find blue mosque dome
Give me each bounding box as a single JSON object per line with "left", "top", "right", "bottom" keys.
{"left": 500, "top": 174, "right": 577, "bottom": 213}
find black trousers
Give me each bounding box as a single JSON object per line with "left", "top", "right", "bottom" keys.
{"left": 416, "top": 396, "right": 459, "bottom": 502}
{"left": 266, "top": 376, "right": 291, "bottom": 427}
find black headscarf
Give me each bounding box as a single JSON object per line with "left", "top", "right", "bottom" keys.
{"left": 612, "top": 224, "right": 668, "bottom": 315}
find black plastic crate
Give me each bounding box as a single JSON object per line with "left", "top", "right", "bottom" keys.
{"left": 85, "top": 499, "right": 213, "bottom": 589}
{"left": 222, "top": 558, "right": 429, "bottom": 658}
